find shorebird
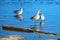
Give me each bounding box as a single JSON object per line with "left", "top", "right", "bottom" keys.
{"left": 31, "top": 9, "right": 41, "bottom": 20}
{"left": 40, "top": 14, "right": 45, "bottom": 20}
{"left": 14, "top": 8, "right": 23, "bottom": 15}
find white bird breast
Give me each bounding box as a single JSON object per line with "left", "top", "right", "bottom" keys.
{"left": 37, "top": 15, "right": 40, "bottom": 20}
{"left": 19, "top": 8, "right": 23, "bottom": 15}
{"left": 40, "top": 15, "right": 45, "bottom": 20}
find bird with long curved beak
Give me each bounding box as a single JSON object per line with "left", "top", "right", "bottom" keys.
{"left": 14, "top": 8, "right": 23, "bottom": 15}
{"left": 31, "top": 9, "right": 41, "bottom": 20}
{"left": 40, "top": 14, "right": 45, "bottom": 21}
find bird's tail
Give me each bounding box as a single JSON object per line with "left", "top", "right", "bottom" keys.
{"left": 14, "top": 11, "right": 17, "bottom": 13}
{"left": 31, "top": 17, "right": 33, "bottom": 19}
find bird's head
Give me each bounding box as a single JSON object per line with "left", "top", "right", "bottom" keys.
{"left": 20, "top": 8, "right": 23, "bottom": 10}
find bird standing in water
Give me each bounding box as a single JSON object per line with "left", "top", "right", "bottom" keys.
{"left": 31, "top": 9, "right": 41, "bottom": 20}
{"left": 31, "top": 9, "right": 41, "bottom": 25}
{"left": 14, "top": 8, "right": 23, "bottom": 15}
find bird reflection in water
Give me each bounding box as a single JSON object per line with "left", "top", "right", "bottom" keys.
{"left": 30, "top": 24, "right": 41, "bottom": 38}
{"left": 2, "top": 24, "right": 59, "bottom": 39}
{"left": 40, "top": 21, "right": 44, "bottom": 28}
{"left": 14, "top": 8, "right": 23, "bottom": 26}
{"left": 14, "top": 15, "right": 23, "bottom": 21}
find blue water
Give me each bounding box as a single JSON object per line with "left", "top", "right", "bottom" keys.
{"left": 0, "top": 0, "right": 60, "bottom": 40}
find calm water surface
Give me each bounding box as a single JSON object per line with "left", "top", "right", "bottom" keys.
{"left": 0, "top": 0, "right": 60, "bottom": 40}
